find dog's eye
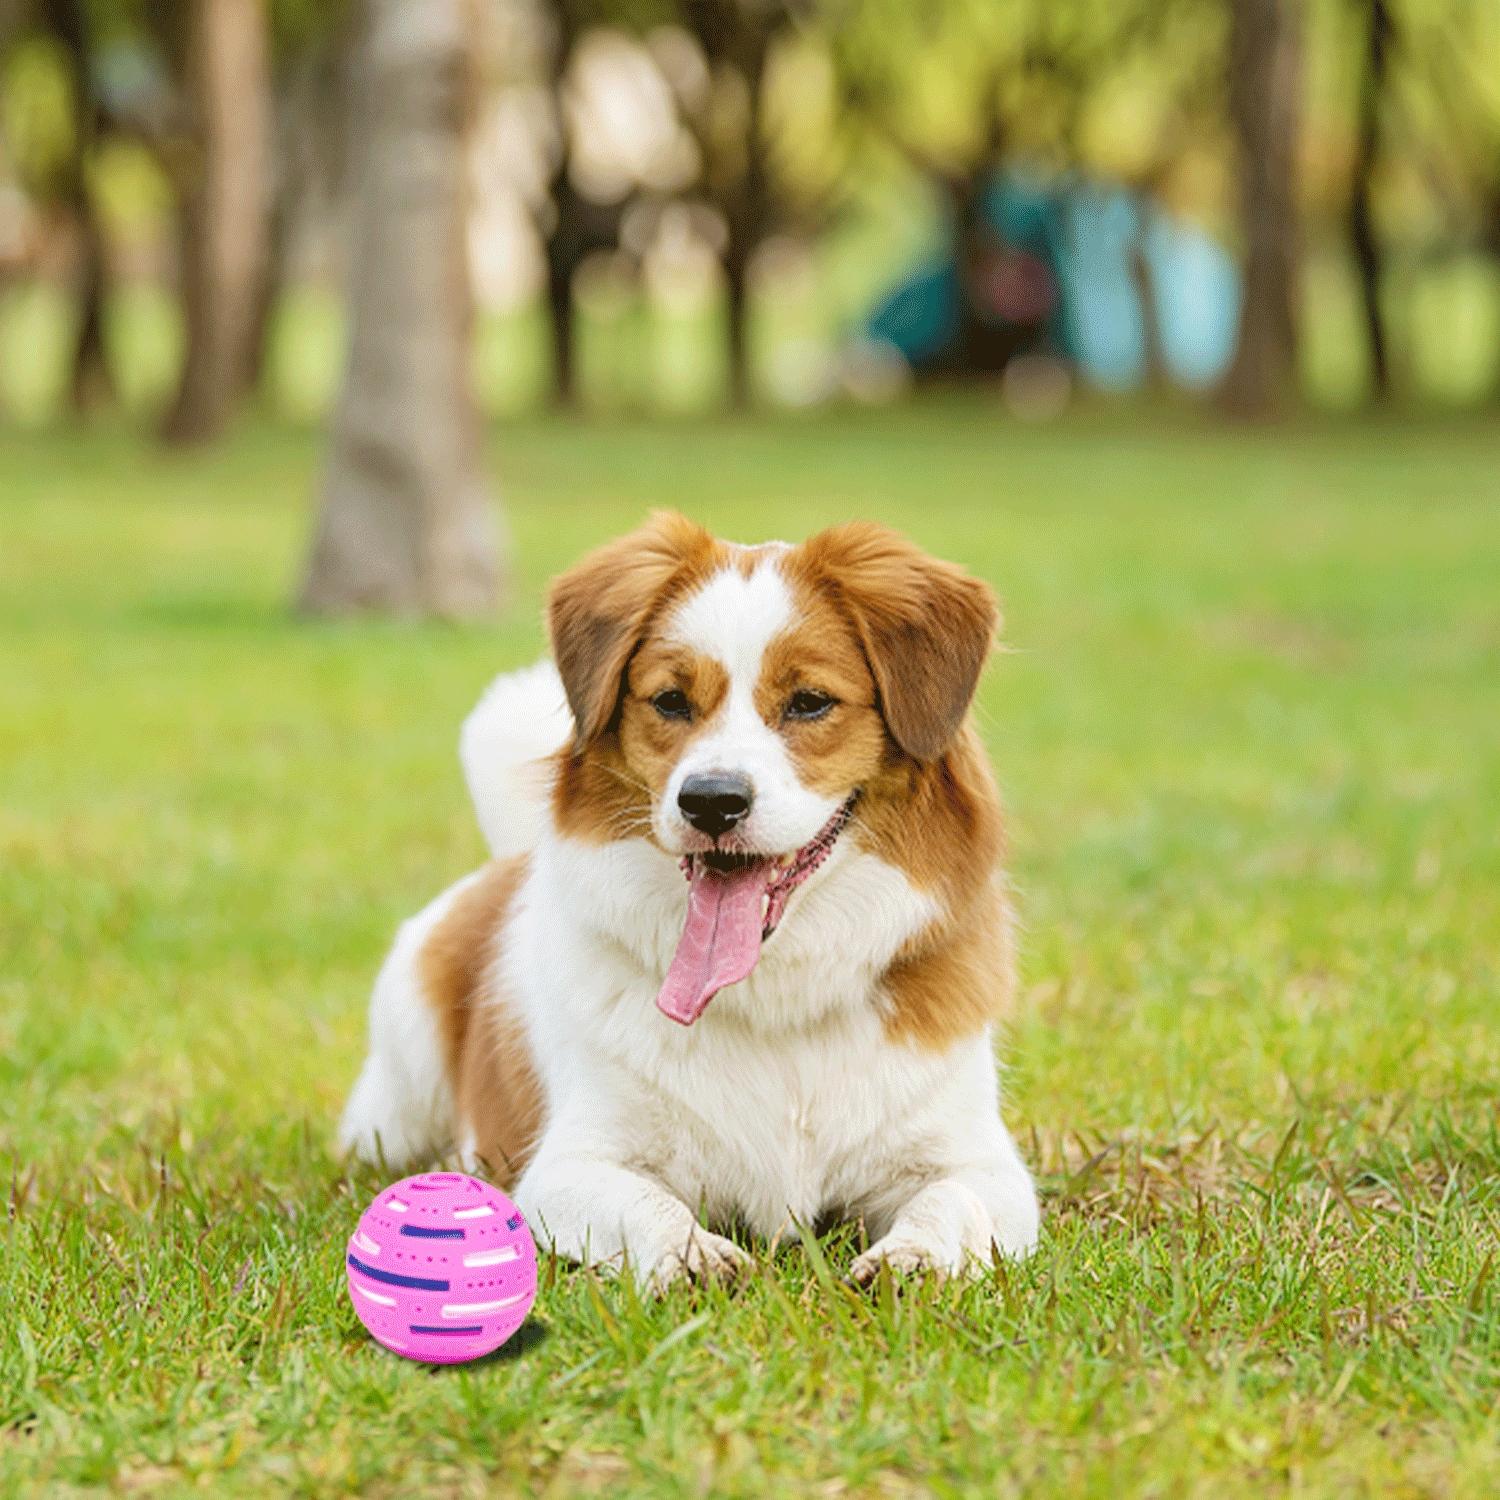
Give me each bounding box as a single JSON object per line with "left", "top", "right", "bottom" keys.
{"left": 786, "top": 690, "right": 836, "bottom": 721}
{"left": 651, "top": 689, "right": 692, "bottom": 721}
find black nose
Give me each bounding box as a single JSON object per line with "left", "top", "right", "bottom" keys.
{"left": 678, "top": 773, "right": 753, "bottom": 839}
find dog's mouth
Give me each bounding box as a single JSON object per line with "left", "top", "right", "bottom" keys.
{"left": 656, "top": 795, "right": 858, "bottom": 1027}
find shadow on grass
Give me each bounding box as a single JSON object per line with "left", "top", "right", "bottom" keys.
{"left": 440, "top": 1316, "right": 550, "bottom": 1371}
{"left": 343, "top": 1317, "right": 550, "bottom": 1371}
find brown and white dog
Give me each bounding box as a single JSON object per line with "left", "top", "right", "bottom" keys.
{"left": 340, "top": 514, "right": 1039, "bottom": 1286}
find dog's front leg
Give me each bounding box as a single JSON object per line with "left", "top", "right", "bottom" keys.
{"left": 513, "top": 1145, "right": 750, "bottom": 1293}
{"left": 850, "top": 1135, "right": 1040, "bottom": 1284}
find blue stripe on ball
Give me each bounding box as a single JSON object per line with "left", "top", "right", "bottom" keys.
{"left": 346, "top": 1253, "right": 449, "bottom": 1291}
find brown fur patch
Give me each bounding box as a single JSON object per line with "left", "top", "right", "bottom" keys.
{"left": 550, "top": 739, "right": 652, "bottom": 846}
{"left": 458, "top": 979, "right": 546, "bottom": 1189}
{"left": 851, "top": 722, "right": 1006, "bottom": 915}
{"left": 417, "top": 858, "right": 543, "bottom": 1187}
{"left": 775, "top": 532, "right": 1011, "bottom": 1050}
{"left": 548, "top": 512, "right": 727, "bottom": 747}
{"left": 551, "top": 638, "right": 736, "bottom": 848}
{"left": 628, "top": 641, "right": 731, "bottom": 714}
{"left": 753, "top": 587, "right": 887, "bottom": 800}
{"left": 784, "top": 523, "right": 999, "bottom": 762}
{"left": 418, "top": 860, "right": 525, "bottom": 1080}
{"left": 878, "top": 727, "right": 1013, "bottom": 1048}
{"left": 880, "top": 875, "right": 1015, "bottom": 1049}
{"left": 853, "top": 724, "right": 1014, "bottom": 1049}
{"left": 731, "top": 542, "right": 783, "bottom": 578}
{"left": 549, "top": 513, "right": 730, "bottom": 845}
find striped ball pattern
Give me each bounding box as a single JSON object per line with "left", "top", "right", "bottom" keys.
{"left": 346, "top": 1172, "right": 537, "bottom": 1364}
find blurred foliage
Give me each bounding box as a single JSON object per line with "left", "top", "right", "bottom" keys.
{"left": 830, "top": 0, "right": 1226, "bottom": 189}
{"left": 2, "top": 26, "right": 73, "bottom": 192}
{"left": 0, "top": 0, "right": 1498, "bottom": 421}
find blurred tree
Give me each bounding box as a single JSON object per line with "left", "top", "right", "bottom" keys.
{"left": 36, "top": 0, "right": 113, "bottom": 412}
{"left": 1219, "top": 0, "right": 1303, "bottom": 417}
{"left": 539, "top": 0, "right": 628, "bottom": 407}
{"left": 663, "top": 0, "right": 848, "bottom": 407}
{"left": 1116, "top": 10, "right": 1230, "bottom": 394}
{"left": 678, "top": 0, "right": 783, "bottom": 408}
{"left": 542, "top": 0, "right": 582, "bottom": 405}
{"left": 300, "top": 0, "right": 503, "bottom": 617}
{"left": 242, "top": 0, "right": 352, "bottom": 398}
{"left": 1349, "top": 0, "right": 1393, "bottom": 400}
{"left": 158, "top": 0, "right": 271, "bottom": 443}
{"left": 1396, "top": 0, "right": 1500, "bottom": 397}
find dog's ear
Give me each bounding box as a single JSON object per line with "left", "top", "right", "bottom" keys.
{"left": 548, "top": 512, "right": 720, "bottom": 747}
{"left": 799, "top": 523, "right": 999, "bottom": 762}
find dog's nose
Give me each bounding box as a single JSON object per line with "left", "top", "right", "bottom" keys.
{"left": 678, "top": 773, "right": 753, "bottom": 839}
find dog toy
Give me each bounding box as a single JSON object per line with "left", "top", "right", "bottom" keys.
{"left": 345, "top": 1171, "right": 537, "bottom": 1364}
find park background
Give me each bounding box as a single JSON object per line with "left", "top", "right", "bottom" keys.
{"left": 2, "top": 0, "right": 1498, "bottom": 1494}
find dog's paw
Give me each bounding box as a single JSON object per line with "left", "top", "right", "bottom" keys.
{"left": 849, "top": 1234, "right": 962, "bottom": 1287}
{"left": 647, "top": 1229, "right": 753, "bottom": 1294}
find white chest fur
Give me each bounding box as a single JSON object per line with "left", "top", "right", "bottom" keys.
{"left": 503, "top": 833, "right": 996, "bottom": 1238}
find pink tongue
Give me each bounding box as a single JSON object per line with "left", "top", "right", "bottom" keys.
{"left": 656, "top": 862, "right": 770, "bottom": 1025}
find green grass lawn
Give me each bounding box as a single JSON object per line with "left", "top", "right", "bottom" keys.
{"left": 3, "top": 402, "right": 1499, "bottom": 1496}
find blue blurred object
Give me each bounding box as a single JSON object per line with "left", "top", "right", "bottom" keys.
{"left": 865, "top": 172, "right": 1240, "bottom": 390}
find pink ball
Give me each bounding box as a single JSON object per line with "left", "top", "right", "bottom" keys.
{"left": 345, "top": 1171, "right": 538, "bottom": 1364}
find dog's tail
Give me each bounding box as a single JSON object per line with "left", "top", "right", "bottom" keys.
{"left": 459, "top": 660, "right": 574, "bottom": 859}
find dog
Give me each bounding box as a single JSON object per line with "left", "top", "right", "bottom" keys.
{"left": 340, "top": 514, "right": 1039, "bottom": 1286}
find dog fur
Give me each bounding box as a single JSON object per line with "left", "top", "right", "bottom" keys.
{"left": 340, "top": 515, "right": 1039, "bottom": 1287}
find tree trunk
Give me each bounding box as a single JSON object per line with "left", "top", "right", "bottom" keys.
{"left": 299, "top": 0, "right": 503, "bottom": 618}
{"left": 1130, "top": 226, "right": 1168, "bottom": 393}
{"left": 161, "top": 0, "right": 271, "bottom": 444}
{"left": 245, "top": 39, "right": 351, "bottom": 399}
{"left": 724, "top": 246, "right": 752, "bottom": 409}
{"left": 722, "top": 23, "right": 772, "bottom": 411}
{"left": 1349, "top": 0, "right": 1392, "bottom": 401}
{"left": 242, "top": 67, "right": 311, "bottom": 398}
{"left": 545, "top": 222, "right": 579, "bottom": 407}
{"left": 542, "top": 0, "right": 581, "bottom": 407}
{"left": 543, "top": 176, "right": 625, "bottom": 408}
{"left": 240, "top": 174, "right": 290, "bottom": 399}
{"left": 936, "top": 96, "right": 1007, "bottom": 380}
{"left": 951, "top": 166, "right": 998, "bottom": 376}
{"left": 41, "top": 0, "right": 115, "bottom": 413}
{"left": 69, "top": 205, "right": 113, "bottom": 413}
{"left": 1219, "top": 0, "right": 1304, "bottom": 418}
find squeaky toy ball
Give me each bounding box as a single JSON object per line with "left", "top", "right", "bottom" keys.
{"left": 345, "top": 1171, "right": 537, "bottom": 1364}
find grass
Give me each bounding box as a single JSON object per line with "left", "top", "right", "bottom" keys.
{"left": 2, "top": 400, "right": 1499, "bottom": 1496}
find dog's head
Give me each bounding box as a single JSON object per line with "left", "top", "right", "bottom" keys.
{"left": 548, "top": 512, "right": 998, "bottom": 1023}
